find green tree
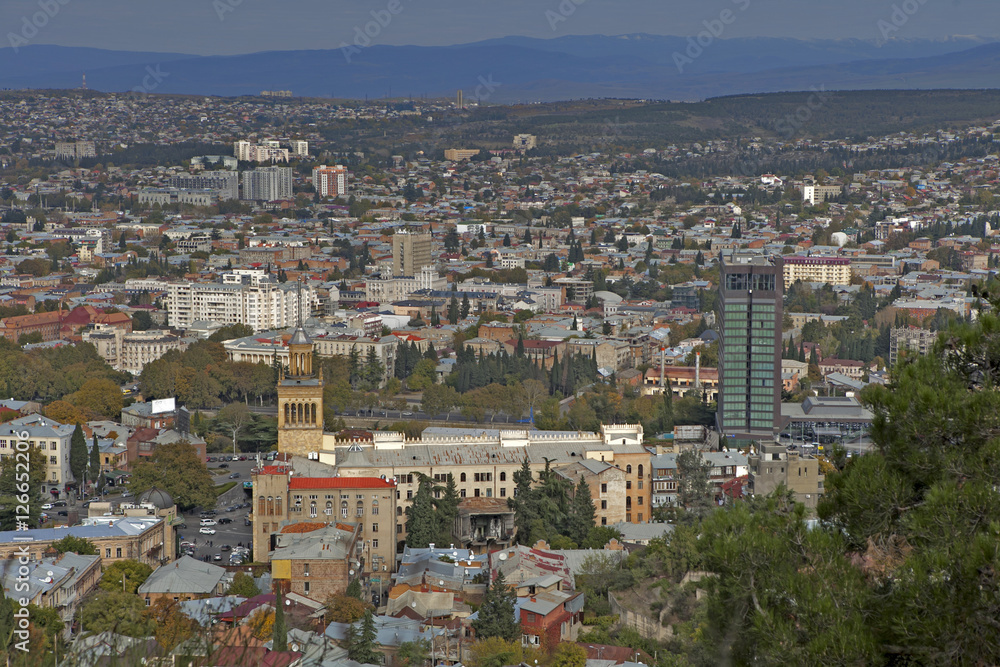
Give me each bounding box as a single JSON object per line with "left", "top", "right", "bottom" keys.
{"left": 676, "top": 450, "right": 714, "bottom": 517}
{"left": 79, "top": 590, "right": 155, "bottom": 637}
{"left": 433, "top": 473, "right": 461, "bottom": 545}
{"left": 99, "top": 560, "right": 153, "bottom": 595}
{"left": 507, "top": 458, "right": 538, "bottom": 545}
{"left": 550, "top": 642, "right": 587, "bottom": 667}
{"left": 568, "top": 477, "right": 596, "bottom": 545}
{"left": 69, "top": 423, "right": 88, "bottom": 490}
{"left": 128, "top": 442, "right": 214, "bottom": 510}
{"left": 51, "top": 535, "right": 97, "bottom": 555}
{"left": 67, "top": 377, "right": 123, "bottom": 420}
{"left": 88, "top": 434, "right": 103, "bottom": 494}
{"left": 225, "top": 571, "right": 261, "bottom": 598}
{"left": 396, "top": 639, "right": 430, "bottom": 667}
{"left": 348, "top": 610, "right": 380, "bottom": 664}
{"left": 346, "top": 577, "right": 363, "bottom": 601}
{"left": 0, "top": 446, "right": 45, "bottom": 530}
{"left": 273, "top": 589, "right": 288, "bottom": 652}
{"left": 405, "top": 475, "right": 437, "bottom": 548}
{"left": 472, "top": 570, "right": 519, "bottom": 641}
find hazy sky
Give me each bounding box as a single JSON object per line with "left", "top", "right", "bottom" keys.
{"left": 1, "top": 0, "right": 996, "bottom": 55}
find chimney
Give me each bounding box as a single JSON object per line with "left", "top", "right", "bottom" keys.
{"left": 695, "top": 351, "right": 701, "bottom": 389}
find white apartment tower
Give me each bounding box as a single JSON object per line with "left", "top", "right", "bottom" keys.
{"left": 241, "top": 167, "right": 293, "bottom": 202}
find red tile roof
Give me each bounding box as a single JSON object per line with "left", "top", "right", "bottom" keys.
{"left": 288, "top": 477, "right": 396, "bottom": 490}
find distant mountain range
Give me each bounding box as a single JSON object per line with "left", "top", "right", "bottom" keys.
{"left": 1, "top": 35, "right": 999, "bottom": 102}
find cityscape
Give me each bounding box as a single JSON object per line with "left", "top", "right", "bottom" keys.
{"left": 0, "top": 1, "right": 999, "bottom": 665}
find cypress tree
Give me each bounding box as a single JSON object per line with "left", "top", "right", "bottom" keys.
{"left": 405, "top": 476, "right": 437, "bottom": 548}
{"left": 69, "top": 424, "right": 88, "bottom": 491}
{"left": 569, "top": 477, "right": 596, "bottom": 545}
{"left": 273, "top": 589, "right": 288, "bottom": 652}
{"left": 88, "top": 434, "right": 102, "bottom": 493}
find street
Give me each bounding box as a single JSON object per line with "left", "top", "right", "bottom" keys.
{"left": 177, "top": 458, "right": 256, "bottom": 563}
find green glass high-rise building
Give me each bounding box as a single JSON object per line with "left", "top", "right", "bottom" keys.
{"left": 717, "top": 252, "right": 784, "bottom": 442}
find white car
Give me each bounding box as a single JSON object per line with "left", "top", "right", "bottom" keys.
{"left": 200, "top": 519, "right": 217, "bottom": 526}
{"left": 41, "top": 503, "right": 53, "bottom": 510}
{"left": 199, "top": 527, "right": 216, "bottom": 535}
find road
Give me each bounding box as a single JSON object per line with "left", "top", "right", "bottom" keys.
{"left": 177, "top": 459, "right": 255, "bottom": 563}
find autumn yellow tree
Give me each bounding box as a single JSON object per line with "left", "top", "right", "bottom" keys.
{"left": 248, "top": 607, "right": 275, "bottom": 641}
{"left": 67, "top": 378, "right": 124, "bottom": 420}
{"left": 146, "top": 598, "right": 195, "bottom": 651}
{"left": 44, "top": 400, "right": 86, "bottom": 425}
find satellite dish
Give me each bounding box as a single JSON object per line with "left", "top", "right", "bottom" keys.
{"left": 349, "top": 569, "right": 355, "bottom": 576}
{"left": 498, "top": 553, "right": 507, "bottom": 561}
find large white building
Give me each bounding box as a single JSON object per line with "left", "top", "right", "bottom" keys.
{"left": 82, "top": 325, "right": 190, "bottom": 374}
{"left": 166, "top": 273, "right": 316, "bottom": 331}
{"left": 234, "top": 140, "right": 290, "bottom": 163}
{"left": 364, "top": 266, "right": 446, "bottom": 303}
{"left": 168, "top": 170, "right": 239, "bottom": 200}
{"left": 289, "top": 140, "right": 309, "bottom": 157}
{"left": 312, "top": 165, "right": 348, "bottom": 198}
{"left": 241, "top": 167, "right": 293, "bottom": 202}
{"left": 0, "top": 416, "right": 74, "bottom": 499}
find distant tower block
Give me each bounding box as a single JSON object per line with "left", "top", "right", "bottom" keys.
{"left": 457, "top": 90, "right": 464, "bottom": 109}
{"left": 81, "top": 73, "right": 88, "bottom": 90}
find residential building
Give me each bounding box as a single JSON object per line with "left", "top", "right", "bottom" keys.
{"left": 136, "top": 188, "right": 221, "bottom": 207}
{"left": 392, "top": 231, "right": 433, "bottom": 277}
{"left": 717, "top": 252, "right": 783, "bottom": 442}
{"left": 83, "top": 325, "right": 188, "bottom": 374}
{"left": 137, "top": 556, "right": 230, "bottom": 605}
{"left": 801, "top": 180, "right": 843, "bottom": 205}
{"left": 165, "top": 276, "right": 313, "bottom": 331}
{"left": 513, "top": 134, "right": 537, "bottom": 151}
{"left": 365, "top": 266, "right": 446, "bottom": 303}
{"left": 782, "top": 256, "right": 852, "bottom": 289}
{"left": 0, "top": 552, "right": 101, "bottom": 638}
{"left": 168, "top": 170, "right": 239, "bottom": 200}
{"left": 747, "top": 442, "right": 824, "bottom": 509}
{"left": 518, "top": 588, "right": 584, "bottom": 648}
{"left": 54, "top": 141, "right": 96, "bottom": 160}
{"left": 890, "top": 326, "right": 936, "bottom": 366}
{"left": 241, "top": 166, "right": 293, "bottom": 201}
{"left": 289, "top": 140, "right": 309, "bottom": 157}
{"left": 312, "top": 165, "right": 348, "bottom": 198}
{"left": 554, "top": 460, "right": 626, "bottom": 526}
{"left": 251, "top": 466, "right": 397, "bottom": 576}
{"left": 0, "top": 515, "right": 171, "bottom": 568}
{"left": 0, "top": 416, "right": 74, "bottom": 498}
{"left": 269, "top": 522, "right": 361, "bottom": 601}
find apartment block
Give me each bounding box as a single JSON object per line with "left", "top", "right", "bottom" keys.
{"left": 312, "top": 165, "right": 348, "bottom": 198}
{"left": 166, "top": 276, "right": 313, "bottom": 331}
{"left": 782, "top": 256, "right": 852, "bottom": 289}
{"left": 241, "top": 166, "right": 293, "bottom": 202}
{"left": 392, "top": 231, "right": 433, "bottom": 277}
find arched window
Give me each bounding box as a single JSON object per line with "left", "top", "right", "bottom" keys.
{"left": 626, "top": 497, "right": 632, "bottom": 508}
{"left": 638, "top": 464, "right": 644, "bottom": 479}
{"left": 357, "top": 501, "right": 364, "bottom": 517}
{"left": 499, "top": 472, "right": 506, "bottom": 481}
{"left": 325, "top": 501, "right": 333, "bottom": 515}
{"left": 309, "top": 501, "right": 317, "bottom": 517}
{"left": 275, "top": 497, "right": 282, "bottom": 515}
{"left": 626, "top": 465, "right": 632, "bottom": 474}
{"left": 396, "top": 506, "right": 402, "bottom": 516}
{"left": 258, "top": 496, "right": 266, "bottom": 515}
{"left": 341, "top": 501, "right": 349, "bottom": 518}
{"left": 284, "top": 404, "right": 290, "bottom": 424}
{"left": 267, "top": 496, "right": 274, "bottom": 514}
{"left": 460, "top": 473, "right": 467, "bottom": 482}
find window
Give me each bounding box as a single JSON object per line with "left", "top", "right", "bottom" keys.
{"left": 406, "top": 490, "right": 413, "bottom": 499}
{"left": 626, "top": 481, "right": 631, "bottom": 490}
{"left": 372, "top": 523, "right": 379, "bottom": 533}
{"left": 500, "top": 488, "right": 506, "bottom": 497}
{"left": 460, "top": 473, "right": 467, "bottom": 482}
{"left": 372, "top": 505, "right": 379, "bottom": 516}
{"left": 304, "top": 563, "right": 310, "bottom": 577}
{"left": 601, "top": 500, "right": 607, "bottom": 509}
{"left": 474, "top": 489, "right": 480, "bottom": 497}
{"left": 304, "top": 581, "right": 311, "bottom": 594}
{"left": 341, "top": 504, "right": 349, "bottom": 519}
{"left": 372, "top": 539, "right": 379, "bottom": 548}
{"left": 357, "top": 502, "right": 364, "bottom": 517}
{"left": 638, "top": 497, "right": 643, "bottom": 505}
{"left": 601, "top": 517, "right": 607, "bottom": 525}
{"left": 460, "top": 489, "right": 466, "bottom": 498}
{"left": 638, "top": 481, "right": 643, "bottom": 490}
{"left": 106, "top": 548, "right": 111, "bottom": 558}
{"left": 310, "top": 501, "right": 317, "bottom": 518}
{"left": 325, "top": 501, "right": 333, "bottom": 515}
{"left": 397, "top": 524, "right": 403, "bottom": 534}
{"left": 396, "top": 506, "right": 402, "bottom": 516}
{"left": 49, "top": 456, "right": 56, "bottom": 465}
{"left": 499, "top": 472, "right": 506, "bottom": 481}
{"left": 638, "top": 465, "right": 644, "bottom": 479}
{"left": 116, "top": 548, "right": 122, "bottom": 558}
{"left": 626, "top": 465, "right": 632, "bottom": 474}
{"left": 600, "top": 483, "right": 607, "bottom": 493}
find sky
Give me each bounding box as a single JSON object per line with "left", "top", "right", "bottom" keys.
{"left": 1, "top": 0, "right": 996, "bottom": 55}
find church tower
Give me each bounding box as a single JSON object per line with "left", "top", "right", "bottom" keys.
{"left": 277, "top": 294, "right": 324, "bottom": 456}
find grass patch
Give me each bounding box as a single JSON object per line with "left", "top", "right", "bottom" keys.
{"left": 214, "top": 481, "right": 237, "bottom": 497}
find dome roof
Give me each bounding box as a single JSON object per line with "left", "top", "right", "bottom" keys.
{"left": 289, "top": 327, "right": 312, "bottom": 346}
{"left": 138, "top": 487, "right": 175, "bottom": 510}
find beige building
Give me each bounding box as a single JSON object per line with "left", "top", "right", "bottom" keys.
{"left": 782, "top": 256, "right": 852, "bottom": 289}
{"left": 83, "top": 325, "right": 188, "bottom": 374}
{"left": 252, "top": 466, "right": 396, "bottom": 578}
{"left": 277, "top": 326, "right": 325, "bottom": 457}
{"left": 392, "top": 231, "right": 433, "bottom": 277}
{"left": 555, "top": 460, "right": 627, "bottom": 526}
{"left": 444, "top": 149, "right": 481, "bottom": 161}
{"left": 748, "top": 443, "right": 824, "bottom": 509}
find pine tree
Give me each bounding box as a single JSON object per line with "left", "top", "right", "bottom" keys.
{"left": 434, "top": 474, "right": 461, "bottom": 544}
{"left": 430, "top": 306, "right": 440, "bottom": 326}
{"left": 507, "top": 458, "right": 537, "bottom": 545}
{"left": 515, "top": 334, "right": 525, "bottom": 357}
{"left": 461, "top": 294, "right": 471, "bottom": 319}
{"left": 472, "top": 570, "right": 519, "bottom": 641}
{"left": 448, "top": 296, "right": 459, "bottom": 324}
{"left": 569, "top": 477, "right": 596, "bottom": 545}
{"left": 523, "top": 229, "right": 532, "bottom": 244}
{"left": 349, "top": 610, "right": 380, "bottom": 664}
{"left": 502, "top": 233, "right": 511, "bottom": 247}
{"left": 69, "top": 424, "right": 88, "bottom": 491}
{"left": 273, "top": 589, "right": 288, "bottom": 652}
{"left": 425, "top": 342, "right": 437, "bottom": 361}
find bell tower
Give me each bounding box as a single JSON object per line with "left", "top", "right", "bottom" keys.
{"left": 277, "top": 283, "right": 324, "bottom": 456}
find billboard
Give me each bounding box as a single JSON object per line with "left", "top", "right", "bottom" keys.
{"left": 150, "top": 397, "right": 176, "bottom": 415}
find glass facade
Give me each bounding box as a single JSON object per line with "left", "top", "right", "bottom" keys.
{"left": 717, "top": 256, "right": 783, "bottom": 440}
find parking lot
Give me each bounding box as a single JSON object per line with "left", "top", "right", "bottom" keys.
{"left": 177, "top": 457, "right": 257, "bottom": 564}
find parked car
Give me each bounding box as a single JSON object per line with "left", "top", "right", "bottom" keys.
{"left": 219, "top": 517, "right": 233, "bottom": 524}
{"left": 199, "top": 527, "right": 216, "bottom": 535}
{"left": 200, "top": 519, "right": 217, "bottom": 526}
{"left": 219, "top": 463, "right": 229, "bottom": 468}
{"left": 121, "top": 491, "right": 133, "bottom": 498}
{"left": 41, "top": 503, "right": 53, "bottom": 510}
{"left": 221, "top": 544, "right": 231, "bottom": 551}
{"left": 57, "top": 511, "right": 68, "bottom": 517}
{"left": 213, "top": 554, "right": 222, "bottom": 561}
{"left": 228, "top": 472, "right": 241, "bottom": 479}
{"left": 52, "top": 500, "right": 66, "bottom": 507}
